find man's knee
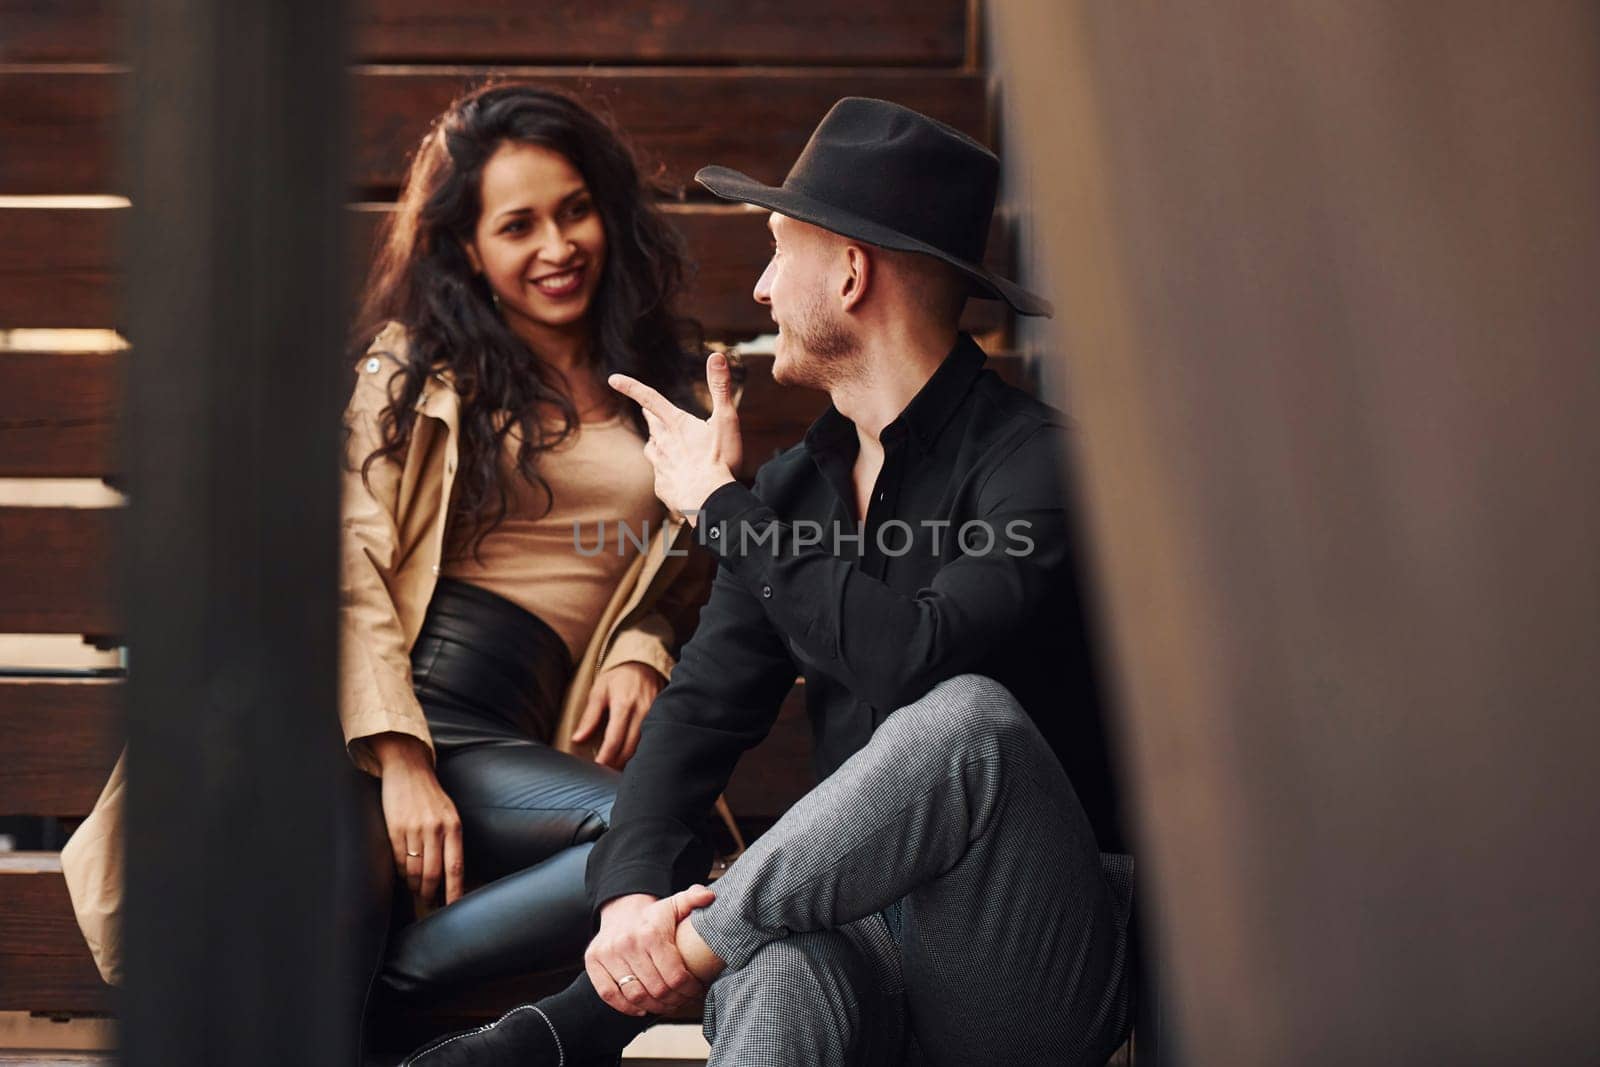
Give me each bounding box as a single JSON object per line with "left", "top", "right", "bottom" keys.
{"left": 882, "top": 673, "right": 1037, "bottom": 758}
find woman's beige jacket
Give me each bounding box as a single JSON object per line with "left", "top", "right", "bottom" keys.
{"left": 340, "top": 322, "right": 710, "bottom": 770}
{"left": 62, "top": 322, "right": 712, "bottom": 984}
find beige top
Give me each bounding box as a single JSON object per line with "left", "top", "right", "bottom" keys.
{"left": 442, "top": 413, "right": 666, "bottom": 664}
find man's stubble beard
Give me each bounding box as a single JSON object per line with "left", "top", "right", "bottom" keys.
{"left": 772, "top": 289, "right": 862, "bottom": 392}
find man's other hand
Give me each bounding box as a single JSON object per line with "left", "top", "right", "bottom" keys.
{"left": 588, "top": 885, "right": 717, "bottom": 1016}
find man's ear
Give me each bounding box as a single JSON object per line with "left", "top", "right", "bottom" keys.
{"left": 839, "top": 243, "right": 870, "bottom": 312}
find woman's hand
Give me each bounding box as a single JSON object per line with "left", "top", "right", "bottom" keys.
{"left": 573, "top": 662, "right": 667, "bottom": 769}
{"left": 368, "top": 732, "right": 465, "bottom": 907}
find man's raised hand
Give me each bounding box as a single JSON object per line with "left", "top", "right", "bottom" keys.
{"left": 609, "top": 353, "right": 741, "bottom": 523}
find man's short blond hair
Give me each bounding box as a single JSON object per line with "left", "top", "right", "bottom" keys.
{"left": 877, "top": 246, "right": 970, "bottom": 327}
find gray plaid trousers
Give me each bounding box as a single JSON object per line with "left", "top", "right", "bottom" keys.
{"left": 690, "top": 674, "right": 1133, "bottom": 1066}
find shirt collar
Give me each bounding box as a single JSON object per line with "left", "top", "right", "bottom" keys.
{"left": 803, "top": 333, "right": 988, "bottom": 461}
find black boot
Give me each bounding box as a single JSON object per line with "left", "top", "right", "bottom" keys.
{"left": 399, "top": 1003, "right": 619, "bottom": 1067}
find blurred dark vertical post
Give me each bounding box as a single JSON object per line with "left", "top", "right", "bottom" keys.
{"left": 990, "top": 2, "right": 1600, "bottom": 1064}
{"left": 120, "top": 0, "right": 352, "bottom": 1063}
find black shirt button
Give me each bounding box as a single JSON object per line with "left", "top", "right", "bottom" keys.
{"left": 761, "top": 584, "right": 773, "bottom": 599}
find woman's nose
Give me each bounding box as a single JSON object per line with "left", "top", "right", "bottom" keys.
{"left": 537, "top": 219, "right": 575, "bottom": 261}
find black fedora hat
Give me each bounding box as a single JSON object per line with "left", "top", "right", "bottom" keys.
{"left": 696, "top": 97, "right": 1052, "bottom": 317}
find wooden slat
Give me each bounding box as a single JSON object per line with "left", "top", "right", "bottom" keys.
{"left": 0, "top": 208, "right": 120, "bottom": 328}
{"left": 354, "top": 68, "right": 986, "bottom": 196}
{"left": 354, "top": 0, "right": 968, "bottom": 65}
{"left": 0, "top": 2, "right": 124, "bottom": 63}
{"left": 0, "top": 0, "right": 966, "bottom": 66}
{"left": 0, "top": 69, "right": 984, "bottom": 195}
{"left": 0, "top": 508, "right": 116, "bottom": 635}
{"left": 0, "top": 860, "right": 112, "bottom": 1013}
{"left": 0, "top": 351, "right": 120, "bottom": 477}
{"left": 7, "top": 203, "right": 1009, "bottom": 337}
{"left": 0, "top": 680, "right": 122, "bottom": 818}
{"left": 0, "top": 71, "right": 121, "bottom": 196}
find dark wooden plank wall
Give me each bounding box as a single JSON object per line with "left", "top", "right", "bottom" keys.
{"left": 0, "top": 208, "right": 122, "bottom": 330}
{"left": 0, "top": 69, "right": 983, "bottom": 197}
{"left": 1, "top": 0, "right": 967, "bottom": 65}
{"left": 0, "top": 348, "right": 121, "bottom": 476}
{"left": 0, "top": 682, "right": 122, "bottom": 817}
{"left": 0, "top": 205, "right": 1009, "bottom": 335}
{"left": 0, "top": 855, "right": 111, "bottom": 1013}
{"left": 0, "top": 0, "right": 1000, "bottom": 1024}
{"left": 0, "top": 508, "right": 117, "bottom": 635}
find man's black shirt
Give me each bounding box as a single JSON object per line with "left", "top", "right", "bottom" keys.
{"left": 587, "top": 334, "right": 1123, "bottom": 913}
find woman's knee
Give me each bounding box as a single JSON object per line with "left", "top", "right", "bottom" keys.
{"left": 572, "top": 792, "right": 614, "bottom": 842}
{"left": 440, "top": 745, "right": 617, "bottom": 873}
{"left": 443, "top": 742, "right": 617, "bottom": 822}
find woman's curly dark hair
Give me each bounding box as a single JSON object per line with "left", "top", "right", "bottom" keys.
{"left": 352, "top": 83, "right": 702, "bottom": 557}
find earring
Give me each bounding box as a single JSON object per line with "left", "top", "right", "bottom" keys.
{"left": 490, "top": 289, "right": 502, "bottom": 311}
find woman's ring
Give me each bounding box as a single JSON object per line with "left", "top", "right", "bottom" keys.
{"left": 406, "top": 850, "right": 421, "bottom": 858}
{"left": 617, "top": 975, "right": 639, "bottom": 987}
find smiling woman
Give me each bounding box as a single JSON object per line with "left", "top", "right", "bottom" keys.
{"left": 335, "top": 83, "right": 715, "bottom": 1057}
{"left": 464, "top": 143, "right": 608, "bottom": 358}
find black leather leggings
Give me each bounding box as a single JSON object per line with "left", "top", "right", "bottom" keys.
{"left": 363, "top": 579, "right": 619, "bottom": 1003}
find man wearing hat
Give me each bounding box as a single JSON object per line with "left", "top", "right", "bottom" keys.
{"left": 403, "top": 97, "right": 1131, "bottom": 1067}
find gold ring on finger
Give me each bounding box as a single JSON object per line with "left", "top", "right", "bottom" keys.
{"left": 617, "top": 974, "right": 639, "bottom": 987}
